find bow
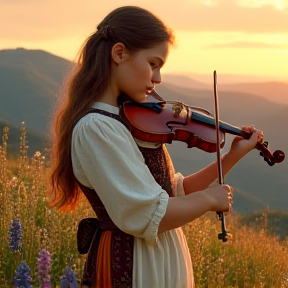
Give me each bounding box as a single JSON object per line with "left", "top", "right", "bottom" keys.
{"left": 213, "top": 70, "right": 232, "bottom": 242}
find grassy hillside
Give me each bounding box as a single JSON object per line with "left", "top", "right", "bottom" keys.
{"left": 0, "top": 151, "right": 287, "bottom": 286}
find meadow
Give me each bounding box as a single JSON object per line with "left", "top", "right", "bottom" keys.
{"left": 0, "top": 123, "right": 288, "bottom": 288}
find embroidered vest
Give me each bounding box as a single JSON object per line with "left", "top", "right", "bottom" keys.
{"left": 77, "top": 109, "right": 175, "bottom": 287}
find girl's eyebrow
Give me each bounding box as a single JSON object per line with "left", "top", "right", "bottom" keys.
{"left": 153, "top": 56, "right": 164, "bottom": 66}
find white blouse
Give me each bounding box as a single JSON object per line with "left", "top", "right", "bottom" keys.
{"left": 72, "top": 102, "right": 194, "bottom": 288}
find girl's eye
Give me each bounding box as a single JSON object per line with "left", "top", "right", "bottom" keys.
{"left": 150, "top": 62, "right": 158, "bottom": 69}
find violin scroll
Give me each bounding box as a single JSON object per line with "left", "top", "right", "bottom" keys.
{"left": 257, "top": 141, "right": 285, "bottom": 166}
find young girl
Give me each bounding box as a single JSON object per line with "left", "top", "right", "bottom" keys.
{"left": 49, "top": 6, "right": 262, "bottom": 288}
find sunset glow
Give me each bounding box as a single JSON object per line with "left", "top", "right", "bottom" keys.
{"left": 1, "top": 0, "right": 287, "bottom": 82}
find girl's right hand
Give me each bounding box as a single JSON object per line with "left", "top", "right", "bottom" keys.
{"left": 158, "top": 180, "right": 234, "bottom": 234}
{"left": 203, "top": 182, "right": 233, "bottom": 214}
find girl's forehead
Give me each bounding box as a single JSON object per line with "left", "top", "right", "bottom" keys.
{"left": 138, "top": 42, "right": 170, "bottom": 60}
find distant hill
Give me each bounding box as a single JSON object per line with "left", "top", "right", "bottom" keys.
{"left": 0, "top": 48, "right": 74, "bottom": 133}
{"left": 163, "top": 73, "right": 288, "bottom": 105}
{"left": 0, "top": 48, "right": 287, "bottom": 214}
{"left": 240, "top": 210, "right": 288, "bottom": 240}
{"left": 179, "top": 72, "right": 288, "bottom": 85}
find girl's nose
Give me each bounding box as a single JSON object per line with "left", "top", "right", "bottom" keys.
{"left": 152, "top": 79, "right": 161, "bottom": 85}
{"left": 152, "top": 72, "right": 161, "bottom": 85}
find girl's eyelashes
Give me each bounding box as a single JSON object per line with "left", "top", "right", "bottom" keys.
{"left": 149, "top": 62, "right": 158, "bottom": 69}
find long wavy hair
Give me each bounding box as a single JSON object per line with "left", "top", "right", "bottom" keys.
{"left": 48, "top": 6, "right": 175, "bottom": 211}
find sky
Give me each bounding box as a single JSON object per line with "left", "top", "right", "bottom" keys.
{"left": 1, "top": 0, "right": 288, "bottom": 82}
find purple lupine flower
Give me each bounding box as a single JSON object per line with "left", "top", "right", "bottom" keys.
{"left": 59, "top": 267, "right": 78, "bottom": 288}
{"left": 12, "top": 260, "right": 32, "bottom": 287}
{"left": 36, "top": 249, "right": 52, "bottom": 288}
{"left": 8, "top": 219, "right": 23, "bottom": 252}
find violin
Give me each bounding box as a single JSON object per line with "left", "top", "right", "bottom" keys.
{"left": 122, "top": 79, "right": 285, "bottom": 243}
{"left": 121, "top": 90, "right": 285, "bottom": 166}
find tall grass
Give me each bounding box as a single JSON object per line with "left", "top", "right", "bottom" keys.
{"left": 184, "top": 213, "right": 288, "bottom": 287}
{"left": 0, "top": 123, "right": 287, "bottom": 287}
{"left": 0, "top": 124, "right": 92, "bottom": 287}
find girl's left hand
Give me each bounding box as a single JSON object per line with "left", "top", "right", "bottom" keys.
{"left": 229, "top": 125, "right": 264, "bottom": 158}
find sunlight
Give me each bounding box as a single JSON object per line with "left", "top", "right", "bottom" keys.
{"left": 190, "top": 0, "right": 288, "bottom": 10}
{"left": 163, "top": 31, "right": 288, "bottom": 82}
{"left": 188, "top": 0, "right": 218, "bottom": 6}
{"left": 201, "top": 0, "right": 215, "bottom": 6}
{"left": 238, "top": 0, "right": 288, "bottom": 10}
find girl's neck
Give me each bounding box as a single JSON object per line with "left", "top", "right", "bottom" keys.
{"left": 97, "top": 85, "right": 120, "bottom": 107}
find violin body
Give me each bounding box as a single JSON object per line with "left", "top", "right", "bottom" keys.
{"left": 123, "top": 100, "right": 226, "bottom": 153}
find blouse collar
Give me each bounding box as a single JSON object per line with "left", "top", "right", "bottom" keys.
{"left": 92, "top": 102, "right": 120, "bottom": 115}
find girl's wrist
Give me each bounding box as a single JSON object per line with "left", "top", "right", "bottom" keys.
{"left": 222, "top": 150, "right": 244, "bottom": 164}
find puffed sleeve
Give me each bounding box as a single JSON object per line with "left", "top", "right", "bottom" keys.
{"left": 72, "top": 114, "right": 169, "bottom": 243}
{"left": 174, "top": 173, "right": 185, "bottom": 196}
{"left": 134, "top": 139, "right": 185, "bottom": 197}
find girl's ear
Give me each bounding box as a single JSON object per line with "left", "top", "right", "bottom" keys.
{"left": 111, "top": 43, "right": 127, "bottom": 65}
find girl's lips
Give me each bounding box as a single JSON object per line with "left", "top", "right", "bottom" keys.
{"left": 145, "top": 86, "right": 154, "bottom": 94}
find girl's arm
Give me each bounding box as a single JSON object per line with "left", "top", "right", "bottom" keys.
{"left": 183, "top": 151, "right": 241, "bottom": 194}
{"left": 183, "top": 127, "right": 262, "bottom": 194}
{"left": 158, "top": 181, "right": 230, "bottom": 234}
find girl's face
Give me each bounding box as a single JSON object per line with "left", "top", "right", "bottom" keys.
{"left": 115, "top": 41, "right": 170, "bottom": 103}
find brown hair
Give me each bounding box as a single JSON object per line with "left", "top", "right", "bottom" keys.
{"left": 48, "top": 6, "right": 175, "bottom": 211}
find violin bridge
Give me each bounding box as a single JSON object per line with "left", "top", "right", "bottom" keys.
{"left": 172, "top": 102, "right": 184, "bottom": 118}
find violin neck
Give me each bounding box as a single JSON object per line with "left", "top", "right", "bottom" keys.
{"left": 191, "top": 111, "right": 251, "bottom": 139}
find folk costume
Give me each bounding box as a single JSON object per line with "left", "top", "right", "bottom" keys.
{"left": 72, "top": 102, "right": 194, "bottom": 288}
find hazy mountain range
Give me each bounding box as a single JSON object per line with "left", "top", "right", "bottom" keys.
{"left": 0, "top": 48, "right": 287, "bottom": 215}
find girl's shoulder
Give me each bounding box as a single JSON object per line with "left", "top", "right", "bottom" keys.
{"left": 74, "top": 102, "right": 121, "bottom": 129}
{"left": 74, "top": 110, "right": 124, "bottom": 133}
{"left": 72, "top": 104, "right": 131, "bottom": 143}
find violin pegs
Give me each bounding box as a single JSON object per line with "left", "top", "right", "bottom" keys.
{"left": 264, "top": 158, "right": 275, "bottom": 166}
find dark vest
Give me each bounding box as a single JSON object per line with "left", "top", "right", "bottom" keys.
{"left": 77, "top": 109, "right": 175, "bottom": 287}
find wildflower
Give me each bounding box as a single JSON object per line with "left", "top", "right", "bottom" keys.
{"left": 36, "top": 248, "right": 52, "bottom": 288}
{"left": 34, "top": 151, "right": 41, "bottom": 158}
{"left": 8, "top": 220, "right": 22, "bottom": 252}
{"left": 59, "top": 267, "right": 78, "bottom": 288}
{"left": 12, "top": 261, "right": 32, "bottom": 288}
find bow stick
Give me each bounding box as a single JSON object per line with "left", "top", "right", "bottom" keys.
{"left": 213, "top": 70, "right": 232, "bottom": 242}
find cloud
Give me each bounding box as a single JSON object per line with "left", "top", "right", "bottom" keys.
{"left": 203, "top": 41, "right": 288, "bottom": 49}
{"left": 158, "top": 0, "right": 288, "bottom": 33}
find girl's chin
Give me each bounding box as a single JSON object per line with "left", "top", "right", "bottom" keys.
{"left": 135, "top": 93, "right": 147, "bottom": 103}
{"left": 123, "top": 91, "right": 147, "bottom": 103}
